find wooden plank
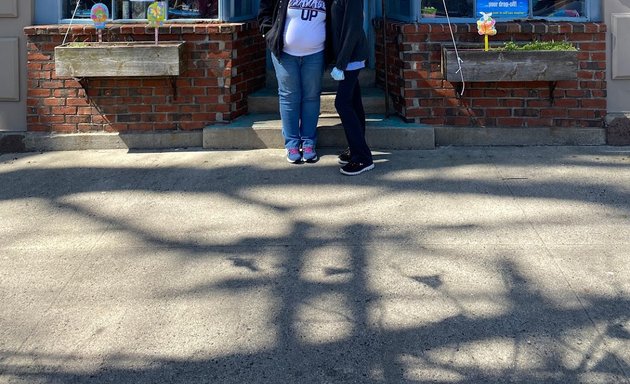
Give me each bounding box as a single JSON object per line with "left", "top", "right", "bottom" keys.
{"left": 442, "top": 49, "right": 578, "bottom": 82}
{"left": 55, "top": 42, "right": 185, "bottom": 77}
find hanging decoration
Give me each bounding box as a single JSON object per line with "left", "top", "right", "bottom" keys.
{"left": 147, "top": 1, "right": 166, "bottom": 44}
{"left": 90, "top": 3, "right": 110, "bottom": 42}
{"left": 477, "top": 12, "right": 497, "bottom": 52}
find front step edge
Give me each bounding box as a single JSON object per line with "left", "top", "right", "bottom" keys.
{"left": 203, "top": 114, "right": 436, "bottom": 150}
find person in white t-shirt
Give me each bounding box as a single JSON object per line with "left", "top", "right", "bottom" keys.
{"left": 258, "top": 0, "right": 332, "bottom": 163}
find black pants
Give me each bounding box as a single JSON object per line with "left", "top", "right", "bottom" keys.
{"left": 335, "top": 69, "right": 372, "bottom": 164}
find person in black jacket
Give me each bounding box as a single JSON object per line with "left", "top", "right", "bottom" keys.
{"left": 329, "top": 0, "right": 373, "bottom": 175}
{"left": 257, "top": 0, "right": 332, "bottom": 163}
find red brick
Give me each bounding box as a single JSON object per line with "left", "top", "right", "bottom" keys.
{"left": 496, "top": 118, "right": 524, "bottom": 127}
{"left": 577, "top": 42, "right": 605, "bottom": 51}
{"left": 178, "top": 87, "right": 205, "bottom": 96}
{"left": 53, "top": 89, "right": 78, "bottom": 98}
{"left": 54, "top": 124, "right": 78, "bottom": 133}
{"left": 27, "top": 87, "right": 50, "bottom": 97}
{"left": 553, "top": 99, "right": 579, "bottom": 108}
{"left": 179, "top": 122, "right": 206, "bottom": 130}
{"left": 51, "top": 106, "right": 77, "bottom": 115}
{"left": 540, "top": 109, "right": 567, "bottom": 118}
{"left": 66, "top": 98, "right": 90, "bottom": 106}
{"left": 66, "top": 115, "right": 91, "bottom": 123}
{"left": 473, "top": 99, "right": 501, "bottom": 107}
{"left": 580, "top": 81, "right": 606, "bottom": 89}
{"left": 154, "top": 105, "right": 179, "bottom": 113}
{"left": 42, "top": 98, "right": 64, "bottom": 106}
{"left": 40, "top": 80, "right": 64, "bottom": 89}
{"left": 141, "top": 114, "right": 168, "bottom": 122}
{"left": 92, "top": 115, "right": 110, "bottom": 124}
{"left": 568, "top": 109, "right": 595, "bottom": 118}
{"left": 28, "top": 53, "right": 52, "bottom": 61}
{"left": 527, "top": 118, "right": 554, "bottom": 127}
{"left": 486, "top": 109, "right": 511, "bottom": 117}
{"left": 565, "top": 90, "right": 588, "bottom": 98}
{"left": 128, "top": 105, "right": 153, "bottom": 113}
{"left": 77, "top": 107, "right": 96, "bottom": 115}
{"left": 526, "top": 100, "right": 549, "bottom": 108}
{"left": 40, "top": 115, "right": 65, "bottom": 124}
{"left": 581, "top": 99, "right": 606, "bottom": 109}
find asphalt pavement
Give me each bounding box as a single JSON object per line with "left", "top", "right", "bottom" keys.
{"left": 0, "top": 146, "right": 629, "bottom": 383}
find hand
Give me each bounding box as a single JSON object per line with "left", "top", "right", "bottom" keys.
{"left": 330, "top": 67, "right": 345, "bottom": 81}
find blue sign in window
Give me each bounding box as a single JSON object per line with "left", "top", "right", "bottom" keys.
{"left": 477, "top": 0, "right": 528, "bottom": 17}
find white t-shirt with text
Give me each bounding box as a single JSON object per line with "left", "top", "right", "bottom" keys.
{"left": 283, "top": 0, "right": 326, "bottom": 57}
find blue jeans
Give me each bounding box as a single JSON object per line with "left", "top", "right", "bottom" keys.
{"left": 271, "top": 50, "right": 324, "bottom": 150}
{"left": 335, "top": 69, "right": 372, "bottom": 164}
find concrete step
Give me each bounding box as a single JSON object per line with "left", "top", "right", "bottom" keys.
{"left": 248, "top": 87, "right": 389, "bottom": 116}
{"left": 203, "top": 114, "right": 435, "bottom": 150}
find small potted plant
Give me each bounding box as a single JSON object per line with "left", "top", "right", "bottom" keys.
{"left": 422, "top": 6, "right": 437, "bottom": 18}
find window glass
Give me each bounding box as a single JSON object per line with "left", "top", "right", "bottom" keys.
{"left": 416, "top": 0, "right": 589, "bottom": 20}
{"left": 65, "top": 0, "right": 113, "bottom": 19}
{"left": 167, "top": 0, "right": 218, "bottom": 19}
{"left": 477, "top": 0, "right": 528, "bottom": 18}
{"left": 121, "top": 1, "right": 151, "bottom": 19}
{"left": 233, "top": 0, "right": 253, "bottom": 16}
{"left": 533, "top": 0, "right": 585, "bottom": 17}
{"left": 422, "top": 0, "right": 473, "bottom": 18}
{"left": 387, "top": 0, "right": 413, "bottom": 21}
{"left": 63, "top": 0, "right": 219, "bottom": 20}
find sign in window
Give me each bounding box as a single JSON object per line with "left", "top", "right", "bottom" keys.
{"left": 417, "top": 0, "right": 587, "bottom": 19}
{"left": 477, "top": 0, "right": 528, "bottom": 17}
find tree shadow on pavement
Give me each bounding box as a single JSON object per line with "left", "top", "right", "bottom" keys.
{"left": 0, "top": 147, "right": 628, "bottom": 383}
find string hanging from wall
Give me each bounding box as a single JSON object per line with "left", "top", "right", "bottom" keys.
{"left": 62, "top": 0, "right": 84, "bottom": 45}
{"left": 441, "top": 0, "right": 466, "bottom": 95}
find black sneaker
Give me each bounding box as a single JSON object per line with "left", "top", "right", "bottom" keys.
{"left": 340, "top": 161, "right": 374, "bottom": 176}
{"left": 337, "top": 148, "right": 351, "bottom": 165}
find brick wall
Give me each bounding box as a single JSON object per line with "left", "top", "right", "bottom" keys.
{"left": 375, "top": 20, "right": 607, "bottom": 128}
{"left": 25, "top": 22, "right": 266, "bottom": 133}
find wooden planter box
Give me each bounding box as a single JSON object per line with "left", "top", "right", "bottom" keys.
{"left": 55, "top": 41, "right": 185, "bottom": 77}
{"left": 442, "top": 48, "right": 578, "bottom": 82}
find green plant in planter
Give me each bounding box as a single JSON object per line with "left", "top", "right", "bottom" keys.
{"left": 442, "top": 39, "right": 579, "bottom": 82}
{"left": 422, "top": 6, "right": 437, "bottom": 17}
{"left": 496, "top": 40, "right": 577, "bottom": 51}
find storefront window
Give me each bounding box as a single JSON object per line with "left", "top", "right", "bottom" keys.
{"left": 221, "top": 0, "right": 254, "bottom": 21}
{"left": 409, "top": 0, "right": 592, "bottom": 21}
{"left": 387, "top": 0, "right": 413, "bottom": 22}
{"left": 167, "top": 0, "right": 217, "bottom": 19}
{"left": 64, "top": 0, "right": 113, "bottom": 19}
{"left": 533, "top": 0, "right": 584, "bottom": 17}
{"left": 62, "top": 0, "right": 225, "bottom": 21}
{"left": 422, "top": 0, "right": 473, "bottom": 18}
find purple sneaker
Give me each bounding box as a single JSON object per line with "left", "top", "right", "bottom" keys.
{"left": 286, "top": 148, "right": 301, "bottom": 163}
{"left": 302, "top": 146, "right": 318, "bottom": 163}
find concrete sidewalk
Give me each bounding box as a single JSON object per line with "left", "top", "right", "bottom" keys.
{"left": 0, "top": 146, "right": 629, "bottom": 383}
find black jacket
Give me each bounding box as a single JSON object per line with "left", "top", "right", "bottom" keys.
{"left": 257, "top": 0, "right": 333, "bottom": 63}
{"left": 329, "top": 0, "right": 369, "bottom": 70}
